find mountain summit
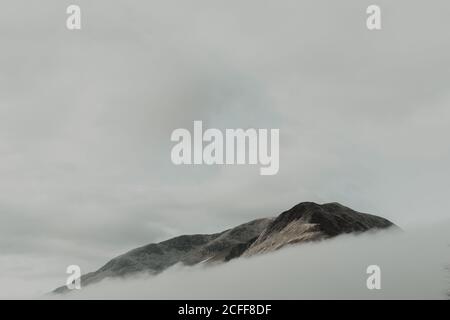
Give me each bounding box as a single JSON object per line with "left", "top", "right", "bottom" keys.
{"left": 54, "top": 202, "right": 396, "bottom": 293}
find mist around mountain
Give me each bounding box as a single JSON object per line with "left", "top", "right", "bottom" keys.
{"left": 54, "top": 202, "right": 396, "bottom": 294}
{"left": 49, "top": 219, "right": 450, "bottom": 300}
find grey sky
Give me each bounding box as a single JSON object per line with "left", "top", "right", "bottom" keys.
{"left": 1, "top": 0, "right": 450, "bottom": 297}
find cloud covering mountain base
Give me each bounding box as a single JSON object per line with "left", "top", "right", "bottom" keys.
{"left": 50, "top": 222, "right": 450, "bottom": 300}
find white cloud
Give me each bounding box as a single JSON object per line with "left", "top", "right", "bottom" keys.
{"left": 45, "top": 223, "right": 450, "bottom": 300}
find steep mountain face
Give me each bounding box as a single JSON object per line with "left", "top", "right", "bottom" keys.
{"left": 243, "top": 202, "right": 394, "bottom": 256}
{"left": 54, "top": 202, "right": 396, "bottom": 293}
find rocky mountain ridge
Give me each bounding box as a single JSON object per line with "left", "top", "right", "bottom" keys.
{"left": 54, "top": 202, "right": 396, "bottom": 293}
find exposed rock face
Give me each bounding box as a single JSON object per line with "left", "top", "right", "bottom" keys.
{"left": 54, "top": 202, "right": 396, "bottom": 294}
{"left": 243, "top": 202, "right": 395, "bottom": 256}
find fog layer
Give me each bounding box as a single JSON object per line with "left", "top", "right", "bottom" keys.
{"left": 51, "top": 223, "right": 450, "bottom": 300}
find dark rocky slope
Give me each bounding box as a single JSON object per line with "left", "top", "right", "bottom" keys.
{"left": 244, "top": 202, "right": 394, "bottom": 256}
{"left": 54, "top": 217, "right": 272, "bottom": 293}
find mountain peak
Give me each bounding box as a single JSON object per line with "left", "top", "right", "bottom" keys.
{"left": 243, "top": 202, "right": 395, "bottom": 256}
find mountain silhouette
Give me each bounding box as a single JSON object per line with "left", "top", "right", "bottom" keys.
{"left": 54, "top": 202, "right": 396, "bottom": 294}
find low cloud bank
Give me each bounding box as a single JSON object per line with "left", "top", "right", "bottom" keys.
{"left": 51, "top": 222, "right": 450, "bottom": 299}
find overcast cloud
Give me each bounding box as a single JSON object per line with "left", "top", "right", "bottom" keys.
{"left": 1, "top": 0, "right": 450, "bottom": 298}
